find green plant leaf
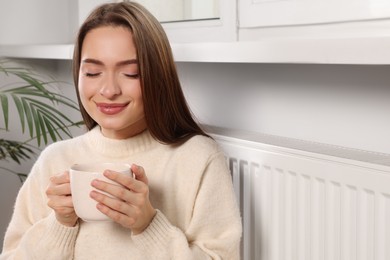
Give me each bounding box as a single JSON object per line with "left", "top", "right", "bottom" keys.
{"left": 11, "top": 94, "right": 25, "bottom": 132}
{"left": 30, "top": 104, "right": 41, "bottom": 146}
{"left": 24, "top": 98, "right": 74, "bottom": 138}
{"left": 43, "top": 117, "right": 57, "bottom": 141}
{"left": 37, "top": 110, "right": 47, "bottom": 144}
{"left": 7, "top": 87, "right": 79, "bottom": 110}
{"left": 21, "top": 98, "right": 34, "bottom": 138}
{"left": 0, "top": 93, "right": 9, "bottom": 130}
{"left": 6, "top": 84, "right": 53, "bottom": 98}
{"left": 38, "top": 108, "right": 73, "bottom": 139}
{"left": 24, "top": 97, "right": 74, "bottom": 124}
{"left": 14, "top": 73, "right": 52, "bottom": 97}
{"left": 0, "top": 139, "right": 35, "bottom": 164}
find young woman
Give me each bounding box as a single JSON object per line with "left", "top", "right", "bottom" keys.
{"left": 1, "top": 2, "right": 241, "bottom": 259}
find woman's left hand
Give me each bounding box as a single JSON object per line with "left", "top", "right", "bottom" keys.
{"left": 90, "top": 164, "right": 156, "bottom": 235}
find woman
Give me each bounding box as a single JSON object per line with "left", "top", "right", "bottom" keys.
{"left": 1, "top": 2, "right": 241, "bottom": 259}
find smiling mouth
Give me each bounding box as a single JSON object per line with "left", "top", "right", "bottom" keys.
{"left": 96, "top": 102, "right": 129, "bottom": 115}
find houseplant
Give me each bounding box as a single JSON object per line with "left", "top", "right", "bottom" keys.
{"left": 0, "top": 59, "right": 82, "bottom": 181}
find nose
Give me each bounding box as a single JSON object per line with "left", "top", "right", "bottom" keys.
{"left": 99, "top": 73, "right": 121, "bottom": 98}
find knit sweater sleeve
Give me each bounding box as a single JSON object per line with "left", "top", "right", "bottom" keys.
{"left": 0, "top": 150, "right": 79, "bottom": 260}
{"left": 131, "top": 150, "right": 242, "bottom": 260}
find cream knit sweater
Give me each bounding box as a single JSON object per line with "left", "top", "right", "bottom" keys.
{"left": 1, "top": 127, "right": 242, "bottom": 259}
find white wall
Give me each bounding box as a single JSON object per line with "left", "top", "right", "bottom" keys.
{"left": 177, "top": 62, "right": 390, "bottom": 154}
{"left": 0, "top": 1, "right": 72, "bottom": 44}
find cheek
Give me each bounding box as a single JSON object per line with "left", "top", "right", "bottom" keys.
{"left": 123, "top": 82, "right": 143, "bottom": 102}
{"left": 78, "top": 77, "right": 93, "bottom": 99}
{"left": 134, "top": 87, "right": 144, "bottom": 110}
{"left": 133, "top": 83, "right": 143, "bottom": 100}
{"left": 78, "top": 81, "right": 92, "bottom": 110}
{"left": 134, "top": 88, "right": 143, "bottom": 102}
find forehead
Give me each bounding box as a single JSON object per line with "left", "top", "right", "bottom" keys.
{"left": 81, "top": 26, "right": 137, "bottom": 61}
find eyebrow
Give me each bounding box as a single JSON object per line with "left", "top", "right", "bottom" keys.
{"left": 81, "top": 58, "right": 138, "bottom": 66}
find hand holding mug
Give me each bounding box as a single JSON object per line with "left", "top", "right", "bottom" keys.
{"left": 46, "top": 171, "right": 78, "bottom": 227}
{"left": 90, "top": 164, "right": 156, "bottom": 234}
{"left": 69, "top": 162, "right": 132, "bottom": 222}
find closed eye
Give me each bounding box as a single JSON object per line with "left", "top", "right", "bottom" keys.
{"left": 124, "top": 73, "right": 139, "bottom": 79}
{"left": 85, "top": 72, "right": 101, "bottom": 77}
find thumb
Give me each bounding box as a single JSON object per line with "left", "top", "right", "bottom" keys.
{"left": 131, "top": 164, "right": 148, "bottom": 185}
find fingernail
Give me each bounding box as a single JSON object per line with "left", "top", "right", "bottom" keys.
{"left": 90, "top": 190, "right": 97, "bottom": 198}
{"left": 91, "top": 179, "right": 98, "bottom": 186}
{"left": 103, "top": 170, "right": 112, "bottom": 177}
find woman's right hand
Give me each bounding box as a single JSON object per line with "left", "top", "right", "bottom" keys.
{"left": 46, "top": 171, "right": 78, "bottom": 227}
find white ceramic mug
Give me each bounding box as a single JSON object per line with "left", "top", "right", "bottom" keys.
{"left": 69, "top": 162, "right": 132, "bottom": 222}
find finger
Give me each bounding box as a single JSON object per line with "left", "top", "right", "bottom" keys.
{"left": 102, "top": 170, "right": 145, "bottom": 193}
{"left": 47, "top": 194, "right": 74, "bottom": 209}
{"left": 46, "top": 182, "right": 71, "bottom": 196}
{"left": 50, "top": 171, "right": 70, "bottom": 185}
{"left": 95, "top": 202, "right": 136, "bottom": 229}
{"left": 91, "top": 179, "right": 148, "bottom": 207}
{"left": 90, "top": 190, "right": 134, "bottom": 215}
{"left": 131, "top": 164, "right": 148, "bottom": 185}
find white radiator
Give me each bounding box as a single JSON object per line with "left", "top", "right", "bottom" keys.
{"left": 209, "top": 127, "right": 390, "bottom": 260}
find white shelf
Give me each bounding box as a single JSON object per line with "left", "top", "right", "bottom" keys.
{"left": 0, "top": 44, "right": 74, "bottom": 60}
{"left": 172, "top": 36, "right": 390, "bottom": 64}
{"left": 1, "top": 36, "right": 390, "bottom": 64}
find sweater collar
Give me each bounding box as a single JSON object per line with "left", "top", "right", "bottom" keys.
{"left": 85, "top": 126, "right": 159, "bottom": 158}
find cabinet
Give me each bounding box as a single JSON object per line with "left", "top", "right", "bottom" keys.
{"left": 239, "top": 0, "right": 390, "bottom": 28}
{"left": 1, "top": 0, "right": 390, "bottom": 64}
{"left": 162, "top": 0, "right": 236, "bottom": 43}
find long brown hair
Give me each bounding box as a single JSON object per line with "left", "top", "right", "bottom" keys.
{"left": 73, "top": 2, "right": 209, "bottom": 144}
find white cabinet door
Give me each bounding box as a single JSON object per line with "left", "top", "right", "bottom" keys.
{"left": 239, "top": 0, "right": 390, "bottom": 28}
{"left": 162, "top": 0, "right": 237, "bottom": 43}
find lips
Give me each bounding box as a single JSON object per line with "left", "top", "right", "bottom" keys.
{"left": 95, "top": 102, "right": 129, "bottom": 115}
